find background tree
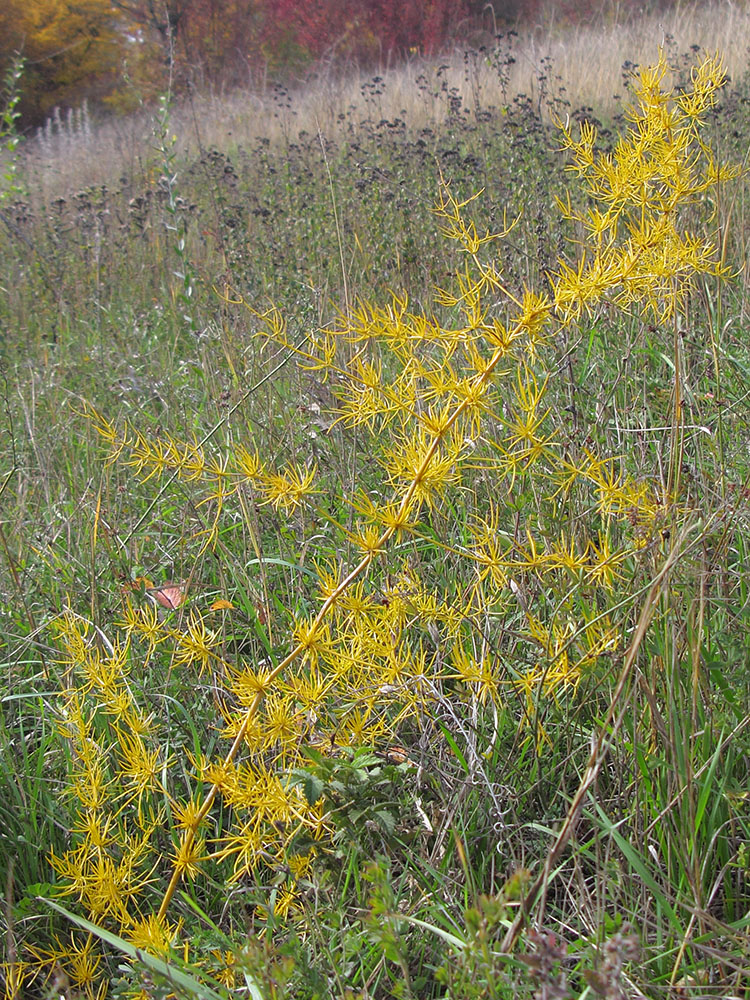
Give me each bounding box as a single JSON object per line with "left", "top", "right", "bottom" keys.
{"left": 110, "top": 0, "right": 193, "bottom": 47}
{"left": 0, "top": 0, "right": 124, "bottom": 128}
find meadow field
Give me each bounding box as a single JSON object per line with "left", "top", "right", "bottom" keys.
{"left": 2, "top": 5, "right": 750, "bottom": 998}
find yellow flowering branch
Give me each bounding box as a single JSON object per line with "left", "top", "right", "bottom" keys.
{"left": 157, "top": 312, "right": 529, "bottom": 919}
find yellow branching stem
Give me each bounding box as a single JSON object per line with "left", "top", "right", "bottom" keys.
{"left": 157, "top": 315, "right": 524, "bottom": 918}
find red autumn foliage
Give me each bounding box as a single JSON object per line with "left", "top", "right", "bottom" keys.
{"left": 262, "top": 0, "right": 471, "bottom": 63}
{"left": 141, "top": 0, "right": 684, "bottom": 91}
{"left": 168, "top": 0, "right": 473, "bottom": 89}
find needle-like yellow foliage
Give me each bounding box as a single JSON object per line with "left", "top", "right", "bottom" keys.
{"left": 35, "top": 49, "right": 737, "bottom": 997}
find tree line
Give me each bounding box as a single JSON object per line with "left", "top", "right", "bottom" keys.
{"left": 2, "top": 0, "right": 680, "bottom": 133}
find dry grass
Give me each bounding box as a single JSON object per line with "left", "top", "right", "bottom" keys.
{"left": 21, "top": 0, "right": 750, "bottom": 202}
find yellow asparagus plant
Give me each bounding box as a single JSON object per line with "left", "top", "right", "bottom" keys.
{"left": 25, "top": 49, "right": 736, "bottom": 997}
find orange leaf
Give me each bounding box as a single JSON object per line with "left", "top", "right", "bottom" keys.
{"left": 210, "top": 598, "right": 234, "bottom": 611}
